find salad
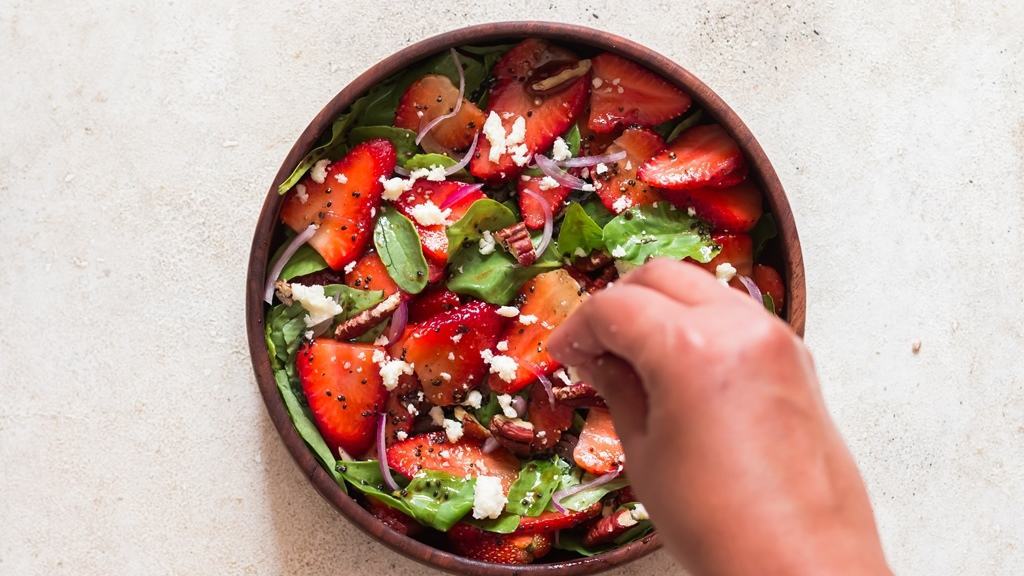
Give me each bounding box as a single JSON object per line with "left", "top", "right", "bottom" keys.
{"left": 263, "top": 38, "right": 785, "bottom": 565}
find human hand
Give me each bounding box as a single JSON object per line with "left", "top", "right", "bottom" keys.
{"left": 549, "top": 259, "right": 891, "bottom": 576}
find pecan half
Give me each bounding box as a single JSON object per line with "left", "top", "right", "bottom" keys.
{"left": 495, "top": 222, "right": 537, "bottom": 266}
{"left": 453, "top": 407, "right": 491, "bottom": 441}
{"left": 333, "top": 292, "right": 402, "bottom": 340}
{"left": 529, "top": 59, "right": 592, "bottom": 95}
{"left": 582, "top": 508, "right": 642, "bottom": 548}
{"left": 489, "top": 415, "right": 535, "bottom": 456}
{"left": 553, "top": 382, "right": 606, "bottom": 408}
{"left": 274, "top": 280, "right": 294, "bottom": 305}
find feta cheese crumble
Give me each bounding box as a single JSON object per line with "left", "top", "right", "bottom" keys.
{"left": 310, "top": 159, "right": 331, "bottom": 184}
{"left": 495, "top": 306, "right": 520, "bottom": 318}
{"left": 379, "top": 176, "right": 414, "bottom": 201}
{"left": 442, "top": 418, "right": 464, "bottom": 443}
{"left": 612, "top": 196, "right": 633, "bottom": 213}
{"left": 343, "top": 260, "right": 357, "bottom": 274}
{"left": 408, "top": 200, "right": 451, "bottom": 226}
{"left": 395, "top": 430, "right": 408, "bottom": 441}
{"left": 551, "top": 137, "right": 572, "bottom": 162}
{"left": 716, "top": 262, "right": 737, "bottom": 285}
{"left": 472, "top": 476, "right": 507, "bottom": 520}
{"left": 478, "top": 230, "right": 496, "bottom": 255}
{"left": 537, "top": 176, "right": 560, "bottom": 191}
{"left": 482, "top": 111, "right": 507, "bottom": 162}
{"left": 687, "top": 206, "right": 697, "bottom": 217}
{"left": 461, "top": 390, "right": 483, "bottom": 409}
{"left": 631, "top": 503, "right": 649, "bottom": 521}
{"left": 518, "top": 314, "right": 538, "bottom": 326}
{"left": 295, "top": 183, "right": 309, "bottom": 204}
{"left": 482, "top": 349, "right": 520, "bottom": 384}
{"left": 496, "top": 340, "right": 509, "bottom": 352}
{"left": 379, "top": 358, "right": 414, "bottom": 391}
{"left": 290, "top": 283, "right": 343, "bottom": 327}
{"left": 334, "top": 172, "right": 348, "bottom": 184}
{"left": 429, "top": 406, "right": 445, "bottom": 426}
{"left": 595, "top": 162, "right": 609, "bottom": 175}
{"left": 610, "top": 245, "right": 628, "bottom": 259}
{"left": 496, "top": 393, "right": 518, "bottom": 418}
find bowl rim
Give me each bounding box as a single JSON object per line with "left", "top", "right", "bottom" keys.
{"left": 246, "top": 20, "right": 805, "bottom": 576}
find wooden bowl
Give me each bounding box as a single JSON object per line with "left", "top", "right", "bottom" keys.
{"left": 246, "top": 21, "right": 805, "bottom": 576}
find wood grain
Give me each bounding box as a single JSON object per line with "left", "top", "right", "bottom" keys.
{"left": 246, "top": 21, "right": 805, "bottom": 576}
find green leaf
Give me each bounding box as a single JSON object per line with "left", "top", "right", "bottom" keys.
{"left": 582, "top": 199, "right": 616, "bottom": 227}
{"left": 557, "top": 203, "right": 605, "bottom": 257}
{"left": 506, "top": 458, "right": 570, "bottom": 517}
{"left": 465, "top": 513, "right": 522, "bottom": 533}
{"left": 666, "top": 108, "right": 705, "bottom": 142}
{"left": 373, "top": 207, "right": 429, "bottom": 294}
{"left": 445, "top": 198, "right": 518, "bottom": 256}
{"left": 349, "top": 125, "right": 418, "bottom": 166}
{"left": 404, "top": 153, "right": 456, "bottom": 170}
{"left": 337, "top": 461, "right": 476, "bottom": 531}
{"left": 553, "top": 513, "right": 653, "bottom": 556}
{"left": 602, "top": 203, "right": 718, "bottom": 265}
{"left": 563, "top": 124, "right": 582, "bottom": 156}
{"left": 447, "top": 240, "right": 561, "bottom": 305}
{"left": 459, "top": 43, "right": 515, "bottom": 106}
{"left": 749, "top": 212, "right": 778, "bottom": 258}
{"left": 324, "top": 284, "right": 385, "bottom": 320}
{"left": 274, "top": 369, "right": 346, "bottom": 490}
{"left": 763, "top": 292, "right": 776, "bottom": 315}
{"left": 265, "top": 302, "right": 307, "bottom": 367}
{"left": 555, "top": 469, "right": 631, "bottom": 512}
{"left": 473, "top": 392, "right": 501, "bottom": 427}
{"left": 278, "top": 244, "right": 329, "bottom": 282}
{"left": 277, "top": 96, "right": 371, "bottom": 194}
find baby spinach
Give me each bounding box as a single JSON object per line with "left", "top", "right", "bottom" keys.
{"left": 563, "top": 124, "right": 582, "bottom": 156}
{"left": 763, "top": 292, "right": 776, "bottom": 315}
{"left": 506, "top": 457, "right": 570, "bottom": 517}
{"left": 602, "top": 203, "right": 718, "bottom": 265}
{"left": 404, "top": 153, "right": 456, "bottom": 170}
{"left": 373, "top": 207, "right": 428, "bottom": 294}
{"left": 465, "top": 513, "right": 521, "bottom": 534}
{"left": 447, "top": 240, "right": 561, "bottom": 305}
{"left": 473, "top": 392, "right": 501, "bottom": 427}
{"left": 557, "top": 203, "right": 605, "bottom": 257}
{"left": 325, "top": 284, "right": 385, "bottom": 318}
{"left": 554, "top": 468, "right": 631, "bottom": 512}
{"left": 665, "top": 108, "right": 705, "bottom": 142}
{"left": 583, "top": 199, "right": 616, "bottom": 227}
{"left": 349, "top": 125, "right": 419, "bottom": 166}
{"left": 445, "top": 198, "right": 518, "bottom": 256}
{"left": 750, "top": 212, "right": 778, "bottom": 258}
{"left": 274, "top": 368, "right": 347, "bottom": 490}
{"left": 277, "top": 244, "right": 328, "bottom": 282}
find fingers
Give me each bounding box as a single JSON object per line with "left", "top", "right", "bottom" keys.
{"left": 575, "top": 353, "right": 648, "bottom": 439}
{"left": 618, "top": 258, "right": 734, "bottom": 307}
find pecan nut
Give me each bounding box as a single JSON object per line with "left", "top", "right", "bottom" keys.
{"left": 553, "top": 382, "right": 606, "bottom": 408}
{"left": 495, "top": 222, "right": 537, "bottom": 266}
{"left": 453, "top": 407, "right": 491, "bottom": 441}
{"left": 333, "top": 292, "right": 403, "bottom": 340}
{"left": 274, "top": 280, "right": 294, "bottom": 305}
{"left": 489, "top": 415, "right": 535, "bottom": 456}
{"left": 528, "top": 59, "right": 592, "bottom": 95}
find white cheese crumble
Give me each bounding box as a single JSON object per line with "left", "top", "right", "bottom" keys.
{"left": 618, "top": 509, "right": 638, "bottom": 527}
{"left": 551, "top": 137, "right": 572, "bottom": 162}
{"left": 482, "top": 350, "right": 520, "bottom": 384}
{"left": 429, "top": 406, "right": 445, "bottom": 426}
{"left": 379, "top": 359, "right": 414, "bottom": 391}
{"left": 509, "top": 144, "right": 531, "bottom": 167}
{"left": 334, "top": 172, "right": 348, "bottom": 184}
{"left": 447, "top": 351, "right": 456, "bottom": 361}
{"left": 472, "top": 476, "right": 507, "bottom": 520}
{"left": 537, "top": 176, "right": 560, "bottom": 191}
{"left": 379, "top": 176, "right": 414, "bottom": 201}
{"left": 592, "top": 77, "right": 604, "bottom": 89}
{"left": 553, "top": 368, "right": 572, "bottom": 386}
{"left": 483, "top": 111, "right": 507, "bottom": 162}
{"left": 440, "top": 371, "right": 452, "bottom": 381}
{"left": 716, "top": 262, "right": 738, "bottom": 285}
{"left": 462, "top": 390, "right": 483, "bottom": 409}
{"left": 495, "top": 306, "right": 520, "bottom": 318}
{"left": 290, "top": 283, "right": 343, "bottom": 327}
{"left": 507, "top": 116, "right": 526, "bottom": 146}
{"left": 442, "top": 419, "right": 464, "bottom": 443}
{"left": 408, "top": 200, "right": 451, "bottom": 226}
{"left": 496, "top": 340, "right": 509, "bottom": 352}
{"left": 595, "top": 162, "right": 609, "bottom": 175}
{"left": 687, "top": 206, "right": 697, "bottom": 217}
{"left": 478, "top": 230, "right": 496, "bottom": 255}
{"left": 496, "top": 393, "right": 518, "bottom": 418}
{"left": 518, "top": 314, "right": 538, "bottom": 326}
{"left": 395, "top": 430, "right": 408, "bottom": 441}
{"left": 304, "top": 330, "right": 314, "bottom": 341}
{"left": 451, "top": 333, "right": 464, "bottom": 343}
{"left": 295, "top": 183, "right": 309, "bottom": 204}
{"left": 373, "top": 333, "right": 390, "bottom": 346}
{"left": 610, "top": 246, "right": 627, "bottom": 258}
{"left": 612, "top": 196, "right": 633, "bottom": 213}
{"left": 425, "top": 164, "right": 447, "bottom": 182}
{"left": 372, "top": 349, "right": 387, "bottom": 364}
{"left": 343, "top": 260, "right": 357, "bottom": 274}
{"left": 310, "top": 159, "right": 331, "bottom": 184}
{"left": 631, "top": 504, "right": 649, "bottom": 521}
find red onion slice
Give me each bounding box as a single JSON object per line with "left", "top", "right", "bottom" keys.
{"left": 440, "top": 183, "right": 484, "bottom": 210}
{"left": 392, "top": 165, "right": 410, "bottom": 177}
{"left": 482, "top": 436, "right": 500, "bottom": 454}
{"left": 534, "top": 154, "right": 592, "bottom": 191}
{"left": 551, "top": 467, "right": 622, "bottom": 513}
{"left": 520, "top": 188, "right": 553, "bottom": 256}
{"left": 415, "top": 48, "right": 465, "bottom": 146}
{"left": 737, "top": 275, "right": 763, "bottom": 303}
{"left": 511, "top": 396, "right": 527, "bottom": 418}
{"left": 263, "top": 224, "right": 318, "bottom": 304}
{"left": 522, "top": 361, "right": 555, "bottom": 404}
{"left": 376, "top": 413, "right": 401, "bottom": 492}
{"left": 556, "top": 150, "right": 627, "bottom": 168}
{"left": 385, "top": 298, "right": 408, "bottom": 344}
{"left": 443, "top": 131, "right": 479, "bottom": 177}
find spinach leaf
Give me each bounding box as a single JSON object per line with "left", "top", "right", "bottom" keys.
{"left": 265, "top": 302, "right": 307, "bottom": 368}
{"left": 324, "top": 284, "right": 385, "bottom": 319}
{"left": 349, "top": 126, "right": 418, "bottom": 167}
{"left": 337, "top": 461, "right": 476, "bottom": 531}
{"left": 404, "top": 153, "right": 456, "bottom": 171}
{"left": 278, "top": 244, "right": 328, "bottom": 282}
{"left": 445, "top": 198, "right": 518, "bottom": 256}
{"left": 373, "top": 207, "right": 428, "bottom": 294}
{"left": 555, "top": 469, "right": 631, "bottom": 512}
{"left": 749, "top": 212, "right": 778, "bottom": 258}
{"left": 465, "top": 513, "right": 521, "bottom": 534}
{"left": 274, "top": 369, "right": 347, "bottom": 490}
{"left": 763, "top": 292, "right": 776, "bottom": 315}
{"left": 447, "top": 241, "right": 562, "bottom": 305}
{"left": 506, "top": 457, "right": 570, "bottom": 516}
{"left": 666, "top": 108, "right": 705, "bottom": 142}
{"left": 583, "top": 199, "right": 616, "bottom": 227}
{"left": 460, "top": 43, "right": 514, "bottom": 106}
{"left": 563, "top": 124, "right": 582, "bottom": 156}
{"left": 602, "top": 203, "right": 718, "bottom": 265}
{"left": 473, "top": 392, "right": 501, "bottom": 427}
{"left": 277, "top": 95, "right": 371, "bottom": 194}
{"left": 557, "top": 203, "right": 605, "bottom": 257}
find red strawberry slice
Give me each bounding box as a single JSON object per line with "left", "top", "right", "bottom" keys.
{"left": 573, "top": 407, "right": 625, "bottom": 475}
{"left": 408, "top": 285, "right": 461, "bottom": 323}
{"left": 588, "top": 52, "right": 692, "bottom": 134}
{"left": 753, "top": 264, "right": 786, "bottom": 311}
{"left": 698, "top": 233, "right": 754, "bottom": 281}
{"left": 448, "top": 523, "right": 553, "bottom": 565}
{"left": 393, "top": 180, "right": 484, "bottom": 266}
{"left": 516, "top": 502, "right": 602, "bottom": 534}
{"left": 470, "top": 39, "right": 589, "bottom": 183}
{"left": 638, "top": 124, "right": 746, "bottom": 191}
{"left": 594, "top": 127, "right": 667, "bottom": 214}
{"left": 385, "top": 431, "right": 520, "bottom": 490}
{"left": 366, "top": 496, "right": 421, "bottom": 536}
{"left": 518, "top": 175, "right": 571, "bottom": 230}
{"left": 382, "top": 372, "right": 423, "bottom": 443}
{"left": 389, "top": 300, "right": 505, "bottom": 405}
{"left": 281, "top": 139, "right": 397, "bottom": 270}
{"left": 296, "top": 340, "right": 387, "bottom": 458}
{"left": 489, "top": 269, "right": 585, "bottom": 394}
{"left": 344, "top": 250, "right": 399, "bottom": 297}
{"left": 525, "top": 381, "right": 574, "bottom": 451}
{"left": 662, "top": 180, "right": 763, "bottom": 232}
{"left": 394, "top": 74, "right": 486, "bottom": 153}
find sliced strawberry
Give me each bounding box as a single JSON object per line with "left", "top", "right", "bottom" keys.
{"left": 408, "top": 285, "right": 461, "bottom": 323}
{"left": 366, "top": 496, "right": 421, "bottom": 536}
{"left": 662, "top": 180, "right": 763, "bottom": 232}
{"left": 386, "top": 431, "right": 520, "bottom": 490}
{"left": 489, "top": 270, "right": 585, "bottom": 394}
{"left": 382, "top": 373, "right": 423, "bottom": 443}
{"left": 525, "top": 381, "right": 574, "bottom": 451}
{"left": 389, "top": 300, "right": 505, "bottom": 405}
{"left": 698, "top": 233, "right": 754, "bottom": 279}
{"left": 344, "top": 250, "right": 399, "bottom": 296}
{"left": 296, "top": 340, "right": 387, "bottom": 458}
{"left": 394, "top": 74, "right": 486, "bottom": 153}
{"left": 753, "top": 264, "right": 786, "bottom": 312}
{"left": 281, "top": 139, "right": 397, "bottom": 269}
{"left": 470, "top": 39, "right": 589, "bottom": 183}
{"left": 638, "top": 124, "right": 746, "bottom": 191}
{"left": 393, "top": 180, "right": 485, "bottom": 266}
{"left": 518, "top": 175, "right": 571, "bottom": 229}
{"left": 448, "top": 523, "right": 553, "bottom": 565}
{"left": 516, "top": 502, "right": 602, "bottom": 534}
{"left": 573, "top": 408, "right": 624, "bottom": 475}
{"left": 594, "top": 127, "right": 666, "bottom": 214}
{"left": 588, "top": 52, "right": 691, "bottom": 134}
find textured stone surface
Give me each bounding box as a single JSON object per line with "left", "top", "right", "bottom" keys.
{"left": 2, "top": 1, "right": 1022, "bottom": 574}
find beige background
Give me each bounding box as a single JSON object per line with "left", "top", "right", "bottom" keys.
{"left": 2, "top": 1, "right": 1023, "bottom": 574}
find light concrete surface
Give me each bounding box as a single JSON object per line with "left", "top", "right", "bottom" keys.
{"left": 1, "top": 1, "right": 1022, "bottom": 574}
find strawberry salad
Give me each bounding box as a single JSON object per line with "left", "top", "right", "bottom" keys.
{"left": 263, "top": 38, "right": 784, "bottom": 564}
